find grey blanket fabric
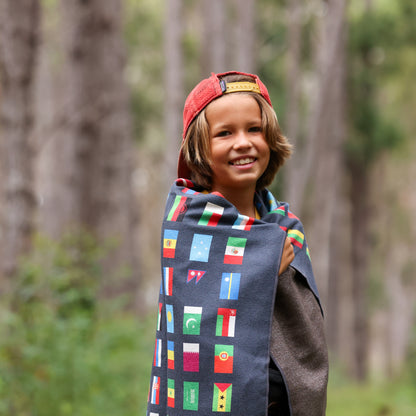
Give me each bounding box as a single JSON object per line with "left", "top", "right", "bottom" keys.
{"left": 146, "top": 179, "right": 327, "bottom": 416}
{"left": 270, "top": 267, "right": 328, "bottom": 415}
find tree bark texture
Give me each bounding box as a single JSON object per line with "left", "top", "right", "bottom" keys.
{"left": 284, "top": 0, "right": 347, "bottom": 314}
{"left": 283, "top": 0, "right": 350, "bottom": 364}
{"left": 232, "top": 0, "right": 256, "bottom": 73}
{"left": 0, "top": 0, "right": 40, "bottom": 280}
{"left": 348, "top": 163, "right": 370, "bottom": 381}
{"left": 368, "top": 159, "right": 416, "bottom": 378}
{"left": 309, "top": 4, "right": 348, "bottom": 307}
{"left": 201, "top": 0, "right": 227, "bottom": 73}
{"left": 200, "top": 0, "right": 256, "bottom": 74}
{"left": 284, "top": 0, "right": 302, "bottom": 146}
{"left": 51, "top": 0, "right": 137, "bottom": 284}
{"left": 285, "top": 0, "right": 347, "bottom": 215}
{"left": 164, "top": 0, "right": 184, "bottom": 184}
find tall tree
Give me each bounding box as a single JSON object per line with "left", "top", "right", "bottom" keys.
{"left": 39, "top": 0, "right": 137, "bottom": 288}
{"left": 164, "top": 0, "right": 184, "bottom": 183}
{"left": 281, "top": 0, "right": 351, "bottom": 368}
{"left": 345, "top": 0, "right": 407, "bottom": 380}
{"left": 376, "top": 162, "right": 416, "bottom": 377}
{"left": 201, "top": 0, "right": 227, "bottom": 73}
{"left": 285, "top": 0, "right": 347, "bottom": 215}
{"left": 0, "top": 0, "right": 40, "bottom": 282}
{"left": 308, "top": 0, "right": 348, "bottom": 307}
{"left": 283, "top": 0, "right": 348, "bottom": 314}
{"left": 232, "top": 0, "right": 256, "bottom": 73}
{"left": 284, "top": 0, "right": 302, "bottom": 154}
{"left": 347, "top": 0, "right": 373, "bottom": 381}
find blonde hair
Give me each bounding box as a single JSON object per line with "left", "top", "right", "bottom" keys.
{"left": 180, "top": 74, "right": 292, "bottom": 190}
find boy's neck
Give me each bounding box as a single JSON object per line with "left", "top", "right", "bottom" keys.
{"left": 212, "top": 186, "right": 257, "bottom": 218}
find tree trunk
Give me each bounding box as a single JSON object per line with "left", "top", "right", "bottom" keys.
{"left": 283, "top": 0, "right": 348, "bottom": 318}
{"left": 200, "top": 0, "right": 256, "bottom": 74}
{"left": 164, "top": 0, "right": 184, "bottom": 184}
{"left": 309, "top": 4, "right": 348, "bottom": 308}
{"left": 285, "top": 0, "right": 347, "bottom": 215}
{"left": 201, "top": 0, "right": 227, "bottom": 73}
{"left": 232, "top": 0, "right": 256, "bottom": 73}
{"left": 47, "top": 0, "right": 138, "bottom": 289}
{"left": 0, "top": 0, "right": 40, "bottom": 282}
{"left": 284, "top": 0, "right": 302, "bottom": 153}
{"left": 384, "top": 249, "right": 415, "bottom": 377}
{"left": 282, "top": 0, "right": 349, "bottom": 362}
{"left": 327, "top": 175, "right": 354, "bottom": 365}
{"left": 348, "top": 163, "right": 370, "bottom": 381}
{"left": 369, "top": 158, "right": 416, "bottom": 377}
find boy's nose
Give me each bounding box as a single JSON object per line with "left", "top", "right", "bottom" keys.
{"left": 233, "top": 131, "right": 252, "bottom": 148}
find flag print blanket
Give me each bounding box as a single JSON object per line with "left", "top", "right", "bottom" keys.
{"left": 146, "top": 179, "right": 320, "bottom": 416}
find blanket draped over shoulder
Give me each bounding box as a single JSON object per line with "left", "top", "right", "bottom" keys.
{"left": 146, "top": 179, "right": 321, "bottom": 416}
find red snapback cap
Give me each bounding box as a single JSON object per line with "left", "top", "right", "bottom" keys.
{"left": 177, "top": 71, "right": 273, "bottom": 180}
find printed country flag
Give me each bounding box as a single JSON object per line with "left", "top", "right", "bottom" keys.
{"left": 163, "top": 229, "right": 178, "bottom": 258}
{"left": 224, "top": 237, "right": 247, "bottom": 265}
{"left": 214, "top": 344, "right": 234, "bottom": 374}
{"left": 166, "top": 304, "right": 174, "bottom": 333}
{"left": 274, "top": 206, "right": 286, "bottom": 216}
{"left": 288, "top": 210, "right": 300, "bottom": 220}
{"left": 212, "top": 383, "right": 232, "bottom": 412}
{"left": 153, "top": 338, "right": 162, "bottom": 367}
{"left": 198, "top": 202, "right": 224, "bottom": 226}
{"left": 157, "top": 302, "right": 162, "bottom": 331}
{"left": 187, "top": 269, "right": 206, "bottom": 284}
{"left": 167, "top": 195, "right": 188, "bottom": 221}
{"left": 183, "top": 306, "right": 202, "bottom": 335}
{"left": 273, "top": 206, "right": 299, "bottom": 220}
{"left": 167, "top": 340, "right": 175, "bottom": 369}
{"left": 216, "top": 308, "right": 236, "bottom": 337}
{"left": 182, "top": 187, "right": 199, "bottom": 195}
{"left": 167, "top": 378, "right": 175, "bottom": 408}
{"left": 220, "top": 273, "right": 241, "bottom": 300}
{"left": 150, "top": 376, "right": 160, "bottom": 405}
{"left": 189, "top": 233, "right": 213, "bottom": 262}
{"left": 287, "top": 228, "right": 304, "bottom": 249}
{"left": 163, "top": 267, "right": 173, "bottom": 296}
{"left": 267, "top": 190, "right": 278, "bottom": 210}
{"left": 232, "top": 213, "right": 254, "bottom": 231}
{"left": 183, "top": 381, "right": 199, "bottom": 411}
{"left": 183, "top": 342, "right": 199, "bottom": 372}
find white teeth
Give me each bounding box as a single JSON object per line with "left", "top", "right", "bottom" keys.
{"left": 233, "top": 158, "right": 255, "bottom": 166}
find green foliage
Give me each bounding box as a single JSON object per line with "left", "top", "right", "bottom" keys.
{"left": 327, "top": 378, "right": 416, "bottom": 416}
{"left": 124, "top": 0, "right": 165, "bottom": 145}
{"left": 0, "top": 233, "right": 154, "bottom": 416}
{"left": 327, "top": 364, "right": 416, "bottom": 415}
{"left": 406, "top": 320, "right": 416, "bottom": 386}
{"left": 346, "top": 104, "right": 403, "bottom": 166}
{"left": 257, "top": 0, "right": 288, "bottom": 119}
{"left": 346, "top": 7, "right": 405, "bottom": 166}
{"left": 346, "top": 0, "right": 416, "bottom": 166}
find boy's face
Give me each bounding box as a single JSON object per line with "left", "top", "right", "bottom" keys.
{"left": 206, "top": 93, "right": 270, "bottom": 197}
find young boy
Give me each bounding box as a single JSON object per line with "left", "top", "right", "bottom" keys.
{"left": 147, "top": 71, "right": 328, "bottom": 416}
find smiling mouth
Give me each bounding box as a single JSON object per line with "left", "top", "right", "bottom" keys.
{"left": 230, "top": 157, "right": 256, "bottom": 166}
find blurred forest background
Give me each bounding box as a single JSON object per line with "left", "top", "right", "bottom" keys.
{"left": 0, "top": 0, "right": 415, "bottom": 415}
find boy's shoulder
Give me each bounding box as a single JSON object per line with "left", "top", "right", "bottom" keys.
{"left": 255, "top": 189, "right": 300, "bottom": 221}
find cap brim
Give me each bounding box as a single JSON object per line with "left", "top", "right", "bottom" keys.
{"left": 177, "top": 149, "right": 192, "bottom": 180}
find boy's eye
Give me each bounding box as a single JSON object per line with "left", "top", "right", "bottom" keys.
{"left": 248, "top": 126, "right": 262, "bottom": 133}
{"left": 216, "top": 130, "right": 231, "bottom": 137}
